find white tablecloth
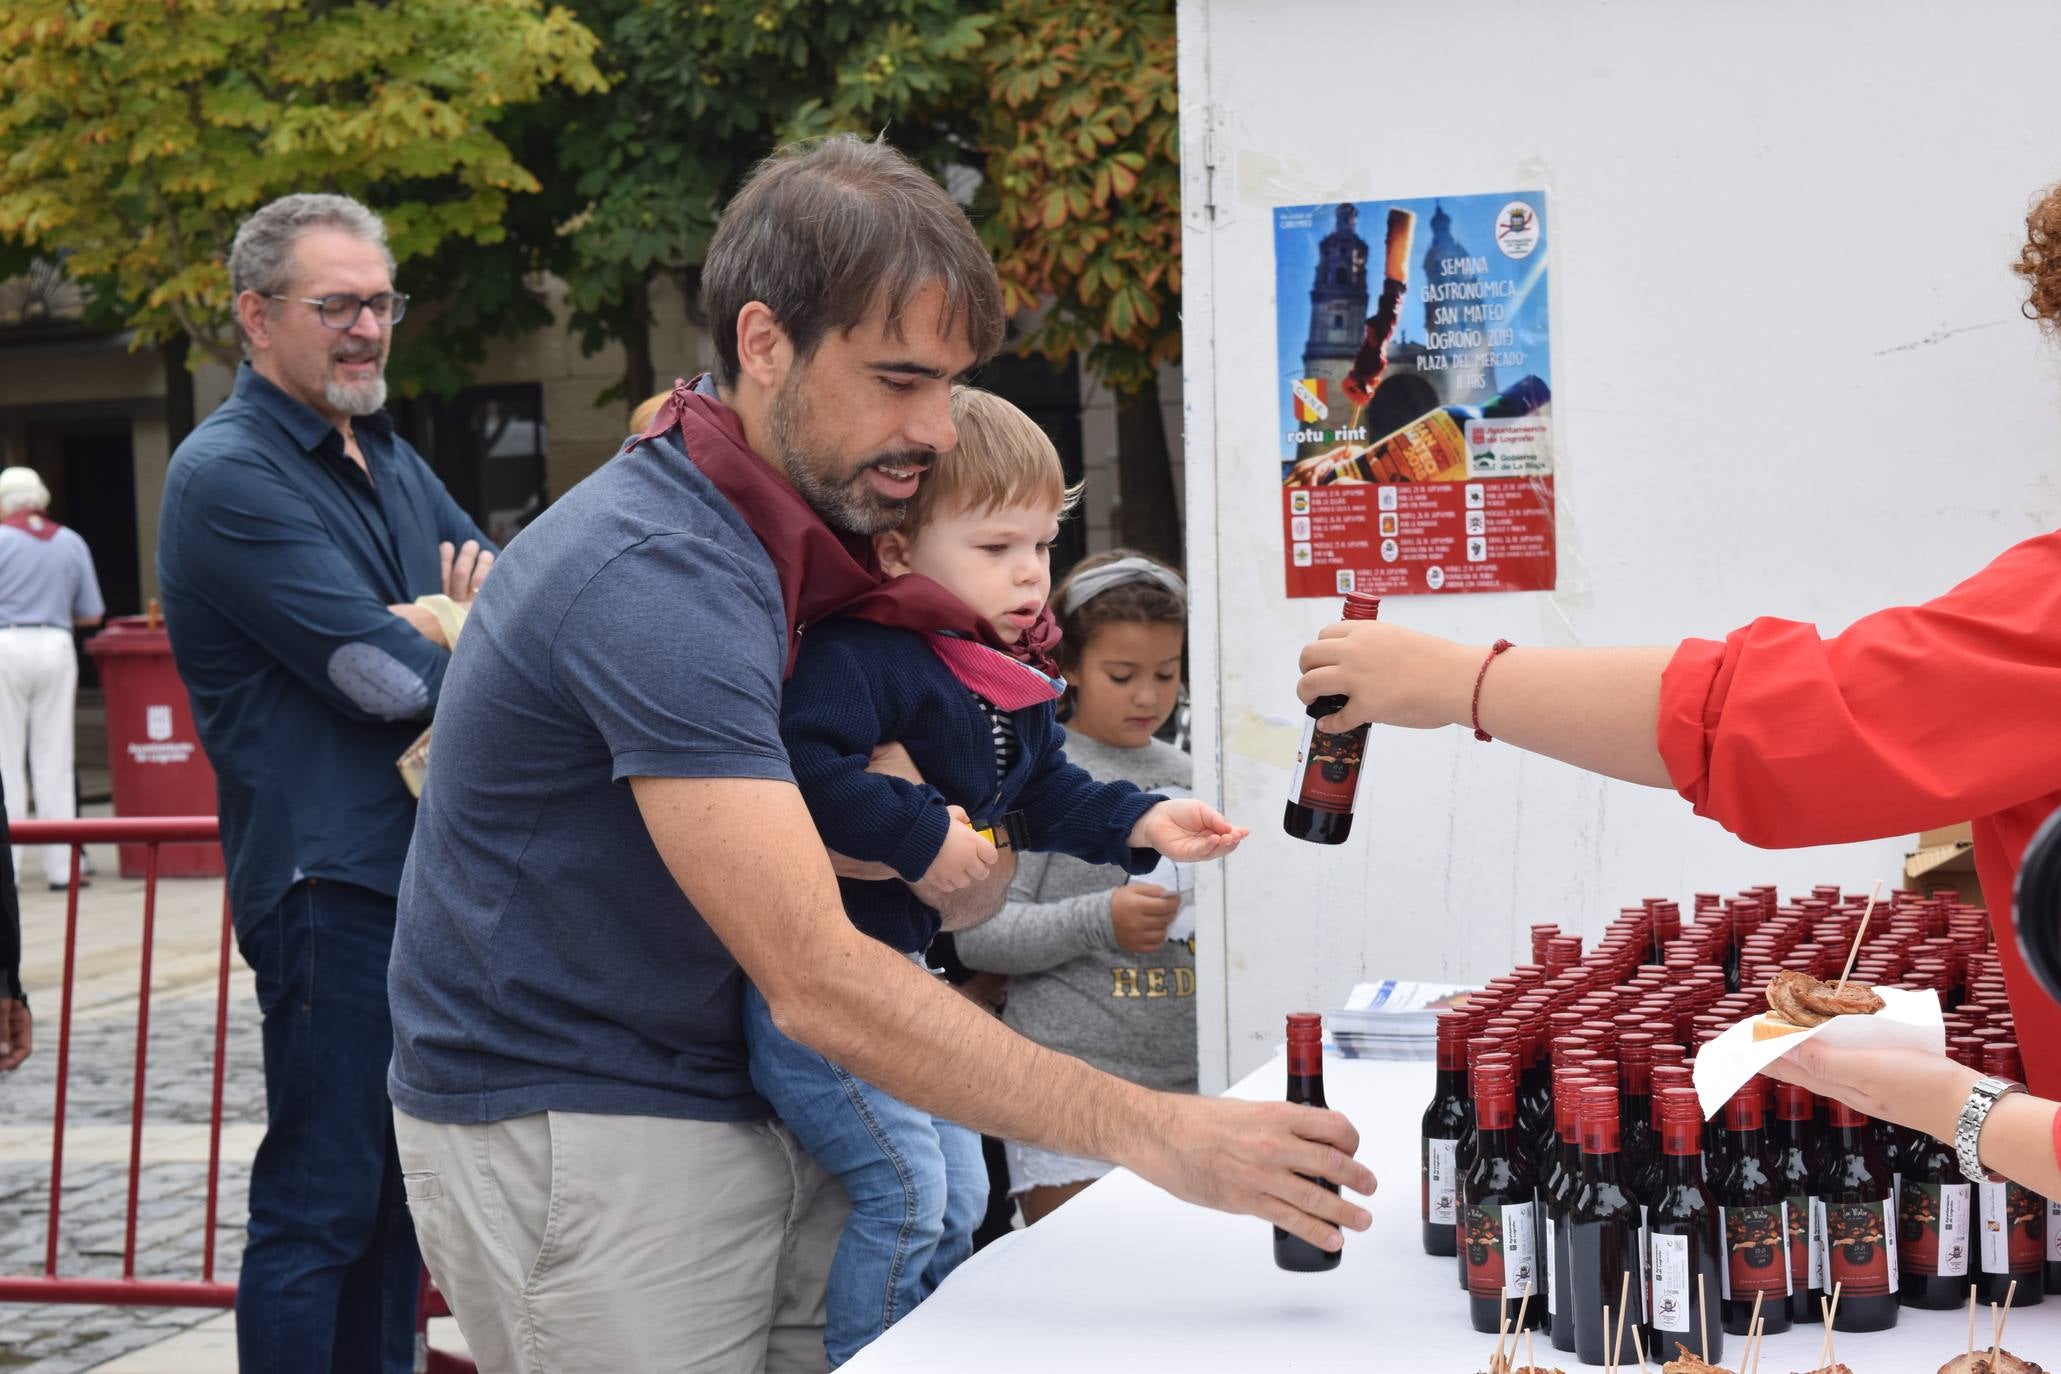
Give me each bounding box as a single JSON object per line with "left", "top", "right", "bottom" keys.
{"left": 843, "top": 1054, "right": 2061, "bottom": 1372}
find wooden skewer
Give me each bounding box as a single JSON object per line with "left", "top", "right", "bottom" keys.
{"left": 1967, "top": 1284, "right": 1979, "bottom": 1357}
{"left": 1495, "top": 1295, "right": 1510, "bottom": 1371}
{"left": 1833, "top": 879, "right": 1883, "bottom": 994}
{"left": 1513, "top": 1282, "right": 1531, "bottom": 1347}
{"left": 1999, "top": 1276, "right": 2019, "bottom": 1352}
{"left": 1698, "top": 1270, "right": 1710, "bottom": 1363}
{"left": 1818, "top": 1293, "right": 1833, "bottom": 1371}
{"left": 1630, "top": 1323, "right": 1647, "bottom": 1374}
{"left": 1614, "top": 1269, "right": 1631, "bottom": 1374}
{"left": 1746, "top": 1289, "right": 1763, "bottom": 1362}
{"left": 1824, "top": 1281, "right": 1844, "bottom": 1367}
{"left": 1602, "top": 1304, "right": 1613, "bottom": 1374}
{"left": 1526, "top": 1327, "right": 1537, "bottom": 1374}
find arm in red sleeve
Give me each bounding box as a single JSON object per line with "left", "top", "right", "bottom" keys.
{"left": 1656, "top": 530, "right": 2061, "bottom": 848}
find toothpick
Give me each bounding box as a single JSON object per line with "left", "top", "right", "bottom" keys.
{"left": 1602, "top": 1304, "right": 1613, "bottom": 1374}
{"left": 1967, "top": 1285, "right": 1979, "bottom": 1357}
{"left": 1513, "top": 1281, "right": 1531, "bottom": 1344}
{"left": 1747, "top": 1290, "right": 1763, "bottom": 1356}
{"left": 1999, "top": 1277, "right": 2019, "bottom": 1352}
{"left": 1495, "top": 1295, "right": 1510, "bottom": 1370}
{"left": 1698, "top": 1270, "right": 1710, "bottom": 1363}
{"left": 1825, "top": 1281, "right": 1843, "bottom": 1367}
{"left": 1630, "top": 1323, "right": 1648, "bottom": 1374}
{"left": 1525, "top": 1325, "right": 1537, "bottom": 1374}
{"left": 1989, "top": 1299, "right": 2002, "bottom": 1373}
{"left": 1833, "top": 879, "right": 1883, "bottom": 994}
{"left": 1818, "top": 1294, "right": 1832, "bottom": 1371}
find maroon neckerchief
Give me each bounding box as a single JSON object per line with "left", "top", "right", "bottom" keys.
{"left": 623, "top": 377, "right": 1062, "bottom": 682}
{"left": 0, "top": 512, "right": 61, "bottom": 542}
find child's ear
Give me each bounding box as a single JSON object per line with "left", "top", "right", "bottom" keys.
{"left": 874, "top": 529, "right": 915, "bottom": 576}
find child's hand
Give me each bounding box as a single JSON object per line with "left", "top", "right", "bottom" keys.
{"left": 1110, "top": 882, "right": 1181, "bottom": 952}
{"left": 921, "top": 816, "right": 999, "bottom": 893}
{"left": 1127, "top": 799, "right": 1248, "bottom": 861}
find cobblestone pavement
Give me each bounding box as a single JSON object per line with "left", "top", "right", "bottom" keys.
{"left": 2, "top": 864, "right": 267, "bottom": 1373}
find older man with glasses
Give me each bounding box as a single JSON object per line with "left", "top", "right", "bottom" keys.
{"left": 156, "top": 193, "right": 496, "bottom": 1374}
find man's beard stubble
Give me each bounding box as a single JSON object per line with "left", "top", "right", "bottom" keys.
{"left": 767, "top": 372, "right": 925, "bottom": 536}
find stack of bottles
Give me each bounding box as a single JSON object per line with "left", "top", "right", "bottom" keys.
{"left": 1414, "top": 885, "right": 2056, "bottom": 1360}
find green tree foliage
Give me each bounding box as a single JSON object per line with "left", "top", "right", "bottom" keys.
{"left": 966, "top": 0, "right": 1185, "bottom": 561}
{"left": 552, "top": 0, "right": 991, "bottom": 407}
{"left": 0, "top": 0, "right": 605, "bottom": 390}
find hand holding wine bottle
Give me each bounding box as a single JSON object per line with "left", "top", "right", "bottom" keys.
{"left": 1123, "top": 1090, "right": 1376, "bottom": 1256}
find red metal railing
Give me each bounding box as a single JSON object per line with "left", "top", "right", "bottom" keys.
{"left": 0, "top": 817, "right": 472, "bottom": 1370}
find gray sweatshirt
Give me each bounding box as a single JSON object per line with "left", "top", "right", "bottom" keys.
{"left": 955, "top": 733, "right": 1197, "bottom": 1094}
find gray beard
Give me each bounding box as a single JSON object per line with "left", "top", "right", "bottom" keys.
{"left": 326, "top": 373, "right": 388, "bottom": 417}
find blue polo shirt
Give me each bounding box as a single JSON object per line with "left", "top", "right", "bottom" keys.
{"left": 157, "top": 365, "right": 492, "bottom": 930}
{"left": 387, "top": 422, "right": 793, "bottom": 1125}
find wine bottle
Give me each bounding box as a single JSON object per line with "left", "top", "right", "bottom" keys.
{"left": 1975, "top": 1042, "right": 2046, "bottom": 1306}
{"left": 1283, "top": 592, "right": 1380, "bottom": 845}
{"left": 1544, "top": 1067, "right": 1592, "bottom": 1348}
{"left": 1771, "top": 1083, "right": 1821, "bottom": 1325}
{"left": 1421, "top": 1010, "right": 1470, "bottom": 1257}
{"left": 1461, "top": 1060, "right": 1540, "bottom": 1332}
{"left": 1813, "top": 1099, "right": 1900, "bottom": 1332}
{"left": 1569, "top": 1084, "right": 1644, "bottom": 1365}
{"left": 1515, "top": 1024, "right": 1557, "bottom": 1172}
{"left": 1330, "top": 375, "right": 1553, "bottom": 485}
{"left": 1273, "top": 1013, "right": 1341, "bottom": 1272}
{"left": 1619, "top": 1031, "right": 1659, "bottom": 1211}
{"left": 1897, "top": 1098, "right": 1973, "bottom": 1309}
{"left": 1645, "top": 1089, "right": 1724, "bottom": 1368}
{"left": 1715, "top": 1081, "right": 1793, "bottom": 1335}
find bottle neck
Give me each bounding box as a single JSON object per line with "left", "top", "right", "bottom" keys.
{"left": 1474, "top": 1092, "right": 1519, "bottom": 1135}
{"left": 1287, "top": 1036, "right": 1323, "bottom": 1079}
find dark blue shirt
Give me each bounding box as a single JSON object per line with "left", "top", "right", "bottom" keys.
{"left": 387, "top": 426, "right": 794, "bottom": 1125}
{"left": 157, "top": 365, "right": 491, "bottom": 929}
{"left": 781, "top": 618, "right": 1162, "bottom": 954}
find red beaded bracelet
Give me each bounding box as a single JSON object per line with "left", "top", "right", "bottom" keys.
{"left": 1471, "top": 639, "right": 1514, "bottom": 742}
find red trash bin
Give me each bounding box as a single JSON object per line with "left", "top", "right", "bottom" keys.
{"left": 84, "top": 611, "right": 224, "bottom": 878}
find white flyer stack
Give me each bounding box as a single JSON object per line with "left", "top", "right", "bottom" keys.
{"left": 1326, "top": 979, "right": 1476, "bottom": 1061}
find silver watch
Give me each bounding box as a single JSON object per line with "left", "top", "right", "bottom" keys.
{"left": 1955, "top": 1074, "right": 2025, "bottom": 1184}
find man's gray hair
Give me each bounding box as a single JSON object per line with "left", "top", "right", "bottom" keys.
{"left": 228, "top": 194, "right": 394, "bottom": 354}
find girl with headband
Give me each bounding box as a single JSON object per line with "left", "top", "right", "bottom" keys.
{"left": 957, "top": 549, "right": 1198, "bottom": 1223}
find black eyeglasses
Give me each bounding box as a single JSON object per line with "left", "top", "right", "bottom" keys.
{"left": 265, "top": 291, "right": 409, "bottom": 330}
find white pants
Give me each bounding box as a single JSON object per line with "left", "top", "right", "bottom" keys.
{"left": 395, "top": 1108, "right": 848, "bottom": 1374}
{"left": 0, "top": 625, "right": 77, "bottom": 885}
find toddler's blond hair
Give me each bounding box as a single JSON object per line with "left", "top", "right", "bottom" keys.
{"left": 903, "top": 386, "right": 1083, "bottom": 533}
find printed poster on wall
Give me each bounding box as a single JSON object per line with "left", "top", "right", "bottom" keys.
{"left": 1274, "top": 191, "right": 1555, "bottom": 598}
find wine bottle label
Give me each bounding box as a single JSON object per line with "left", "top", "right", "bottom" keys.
{"left": 1785, "top": 1191, "right": 1811, "bottom": 1292}
{"left": 1822, "top": 1198, "right": 1897, "bottom": 1297}
{"left": 1648, "top": 1232, "right": 1694, "bottom": 1332}
{"left": 1425, "top": 1138, "right": 1458, "bottom": 1226}
{"left": 1978, "top": 1180, "right": 2046, "bottom": 1273}
{"left": 1720, "top": 1201, "right": 1793, "bottom": 1299}
{"left": 1808, "top": 1198, "right": 1829, "bottom": 1293}
{"left": 1461, "top": 1199, "right": 1538, "bottom": 1300}
{"left": 1900, "top": 1180, "right": 1971, "bottom": 1278}
{"left": 1545, "top": 1214, "right": 1557, "bottom": 1316}
{"left": 2048, "top": 1198, "right": 2061, "bottom": 1262}
{"left": 1287, "top": 717, "right": 1364, "bottom": 814}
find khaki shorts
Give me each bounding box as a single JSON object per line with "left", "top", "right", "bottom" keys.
{"left": 395, "top": 1107, "right": 847, "bottom": 1373}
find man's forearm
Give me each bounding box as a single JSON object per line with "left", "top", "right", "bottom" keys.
{"left": 780, "top": 921, "right": 1160, "bottom": 1162}
{"left": 929, "top": 850, "right": 1016, "bottom": 932}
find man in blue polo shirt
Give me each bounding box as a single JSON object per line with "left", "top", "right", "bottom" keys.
{"left": 157, "top": 193, "right": 494, "bottom": 1374}
{"left": 389, "top": 136, "right": 1373, "bottom": 1372}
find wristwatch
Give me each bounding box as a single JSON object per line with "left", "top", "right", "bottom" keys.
{"left": 1955, "top": 1074, "right": 2025, "bottom": 1184}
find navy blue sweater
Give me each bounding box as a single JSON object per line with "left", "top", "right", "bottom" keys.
{"left": 781, "top": 618, "right": 1163, "bottom": 953}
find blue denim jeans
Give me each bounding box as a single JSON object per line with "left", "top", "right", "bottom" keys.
{"left": 743, "top": 983, "right": 987, "bottom": 1368}
{"left": 235, "top": 879, "right": 419, "bottom": 1374}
